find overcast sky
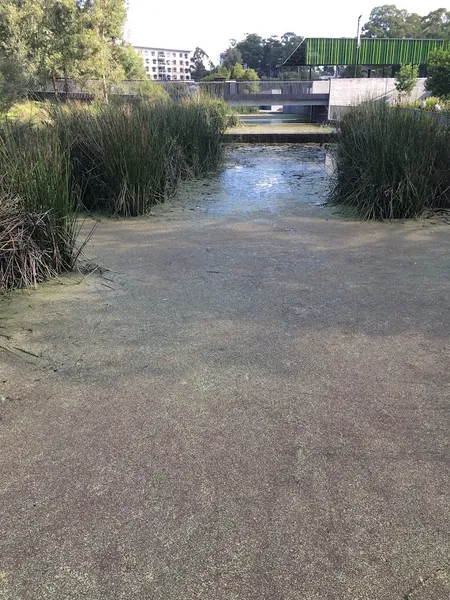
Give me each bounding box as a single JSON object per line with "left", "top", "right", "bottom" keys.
{"left": 126, "top": 1, "right": 449, "bottom": 63}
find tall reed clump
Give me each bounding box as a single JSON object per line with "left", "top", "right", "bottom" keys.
{"left": 52, "top": 95, "right": 228, "bottom": 216}
{"left": 329, "top": 102, "right": 450, "bottom": 219}
{"left": 0, "top": 94, "right": 227, "bottom": 291}
{"left": 0, "top": 124, "right": 80, "bottom": 292}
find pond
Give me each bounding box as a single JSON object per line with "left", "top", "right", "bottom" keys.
{"left": 161, "top": 145, "right": 333, "bottom": 220}
{"left": 238, "top": 114, "right": 310, "bottom": 125}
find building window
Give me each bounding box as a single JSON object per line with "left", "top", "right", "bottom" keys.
{"left": 153, "top": 59, "right": 156, "bottom": 64}
{"left": 166, "top": 60, "right": 170, "bottom": 65}
{"left": 172, "top": 52, "right": 176, "bottom": 57}
{"left": 184, "top": 53, "right": 188, "bottom": 59}
{"left": 153, "top": 75, "right": 158, "bottom": 79}
{"left": 173, "top": 67, "right": 177, "bottom": 72}
{"left": 152, "top": 67, "right": 156, "bottom": 72}
{"left": 186, "top": 76, "right": 190, "bottom": 80}
{"left": 173, "top": 75, "right": 177, "bottom": 79}
{"left": 180, "top": 75, "right": 184, "bottom": 80}
{"left": 172, "top": 60, "right": 176, "bottom": 65}
{"left": 167, "top": 68, "right": 171, "bottom": 73}
{"left": 151, "top": 51, "right": 155, "bottom": 56}
{"left": 179, "top": 53, "right": 183, "bottom": 57}
{"left": 185, "top": 68, "right": 189, "bottom": 73}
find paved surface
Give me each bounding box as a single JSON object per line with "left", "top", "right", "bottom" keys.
{"left": 227, "top": 123, "right": 334, "bottom": 135}
{"left": 1, "top": 148, "right": 450, "bottom": 599}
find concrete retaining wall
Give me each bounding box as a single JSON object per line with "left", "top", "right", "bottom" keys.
{"left": 311, "top": 78, "right": 427, "bottom": 121}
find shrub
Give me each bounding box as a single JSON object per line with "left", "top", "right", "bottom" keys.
{"left": 329, "top": 102, "right": 450, "bottom": 219}
{"left": 403, "top": 97, "right": 449, "bottom": 112}
{"left": 0, "top": 196, "right": 78, "bottom": 291}
{"left": 4, "top": 101, "right": 52, "bottom": 126}
{"left": 426, "top": 49, "right": 450, "bottom": 99}
{"left": 0, "top": 56, "right": 30, "bottom": 113}
{"left": 395, "top": 64, "right": 418, "bottom": 99}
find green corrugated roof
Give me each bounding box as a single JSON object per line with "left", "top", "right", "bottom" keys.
{"left": 283, "top": 38, "right": 450, "bottom": 67}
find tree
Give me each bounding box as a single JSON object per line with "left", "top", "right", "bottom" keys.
{"left": 220, "top": 46, "right": 242, "bottom": 69}
{"left": 342, "top": 65, "right": 364, "bottom": 78}
{"left": 37, "top": 0, "right": 86, "bottom": 94}
{"left": 203, "top": 64, "right": 231, "bottom": 81}
{"left": 190, "top": 47, "right": 210, "bottom": 80}
{"left": 77, "top": 0, "right": 128, "bottom": 100}
{"left": 219, "top": 32, "right": 304, "bottom": 79}
{"left": 0, "top": 0, "right": 44, "bottom": 76}
{"left": 362, "top": 5, "right": 422, "bottom": 38}
{"left": 279, "top": 68, "right": 319, "bottom": 80}
{"left": 236, "top": 34, "right": 264, "bottom": 71}
{"left": 395, "top": 63, "right": 418, "bottom": 100}
{"left": 281, "top": 32, "right": 298, "bottom": 42}
{"left": 261, "top": 35, "right": 283, "bottom": 78}
{"left": 230, "top": 62, "right": 245, "bottom": 79}
{"left": 280, "top": 33, "right": 303, "bottom": 59}
{"left": 0, "top": 56, "right": 29, "bottom": 112}
{"left": 0, "top": 0, "right": 46, "bottom": 106}
{"left": 241, "top": 68, "right": 259, "bottom": 81}
{"left": 421, "top": 8, "right": 450, "bottom": 39}
{"left": 0, "top": 0, "right": 146, "bottom": 103}
{"left": 114, "top": 43, "right": 146, "bottom": 79}
{"left": 203, "top": 62, "right": 260, "bottom": 83}
{"left": 426, "top": 48, "right": 450, "bottom": 97}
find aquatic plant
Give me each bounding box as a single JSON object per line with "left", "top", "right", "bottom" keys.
{"left": 329, "top": 102, "right": 450, "bottom": 219}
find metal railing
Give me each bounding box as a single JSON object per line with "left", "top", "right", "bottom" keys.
{"left": 197, "top": 80, "right": 316, "bottom": 100}
{"left": 31, "top": 78, "right": 330, "bottom": 102}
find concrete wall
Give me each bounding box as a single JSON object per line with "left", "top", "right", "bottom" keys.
{"left": 311, "top": 78, "right": 427, "bottom": 120}
{"left": 311, "top": 80, "right": 331, "bottom": 94}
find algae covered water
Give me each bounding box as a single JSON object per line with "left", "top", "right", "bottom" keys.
{"left": 151, "top": 145, "right": 332, "bottom": 220}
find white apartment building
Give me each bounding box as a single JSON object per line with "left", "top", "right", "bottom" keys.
{"left": 134, "top": 46, "right": 192, "bottom": 81}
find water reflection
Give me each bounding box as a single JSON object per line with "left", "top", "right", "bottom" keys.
{"left": 169, "top": 145, "right": 331, "bottom": 219}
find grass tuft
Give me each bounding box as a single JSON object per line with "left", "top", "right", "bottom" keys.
{"left": 329, "top": 102, "right": 450, "bottom": 219}
{"left": 0, "top": 94, "right": 228, "bottom": 291}
{"left": 52, "top": 96, "right": 227, "bottom": 216}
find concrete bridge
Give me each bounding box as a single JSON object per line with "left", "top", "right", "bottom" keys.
{"left": 30, "top": 78, "right": 427, "bottom": 121}
{"left": 197, "top": 81, "right": 330, "bottom": 107}
{"left": 30, "top": 79, "right": 330, "bottom": 107}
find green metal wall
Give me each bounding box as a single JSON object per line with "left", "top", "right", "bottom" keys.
{"left": 294, "top": 38, "right": 450, "bottom": 66}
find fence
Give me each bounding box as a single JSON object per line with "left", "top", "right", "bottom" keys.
{"left": 32, "top": 79, "right": 321, "bottom": 100}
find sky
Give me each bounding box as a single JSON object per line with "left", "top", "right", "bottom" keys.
{"left": 126, "top": 1, "right": 450, "bottom": 64}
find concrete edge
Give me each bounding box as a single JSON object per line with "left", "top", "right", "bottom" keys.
{"left": 224, "top": 133, "right": 337, "bottom": 144}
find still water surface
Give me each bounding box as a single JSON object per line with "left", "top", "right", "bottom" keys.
{"left": 152, "top": 145, "right": 332, "bottom": 220}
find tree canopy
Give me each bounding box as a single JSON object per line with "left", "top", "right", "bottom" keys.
{"left": 190, "top": 47, "right": 211, "bottom": 81}
{"left": 363, "top": 5, "right": 450, "bottom": 39}
{"left": 426, "top": 49, "right": 450, "bottom": 97}
{"left": 218, "top": 33, "right": 303, "bottom": 78}
{"left": 395, "top": 63, "right": 418, "bottom": 97}
{"left": 421, "top": 8, "right": 450, "bottom": 39}
{"left": 0, "top": 0, "right": 146, "bottom": 102}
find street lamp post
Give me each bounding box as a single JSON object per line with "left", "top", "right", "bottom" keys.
{"left": 354, "top": 14, "right": 362, "bottom": 78}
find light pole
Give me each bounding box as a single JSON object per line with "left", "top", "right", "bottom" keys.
{"left": 354, "top": 14, "right": 362, "bottom": 78}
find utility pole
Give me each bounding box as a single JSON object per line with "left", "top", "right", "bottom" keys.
{"left": 354, "top": 14, "right": 362, "bottom": 78}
